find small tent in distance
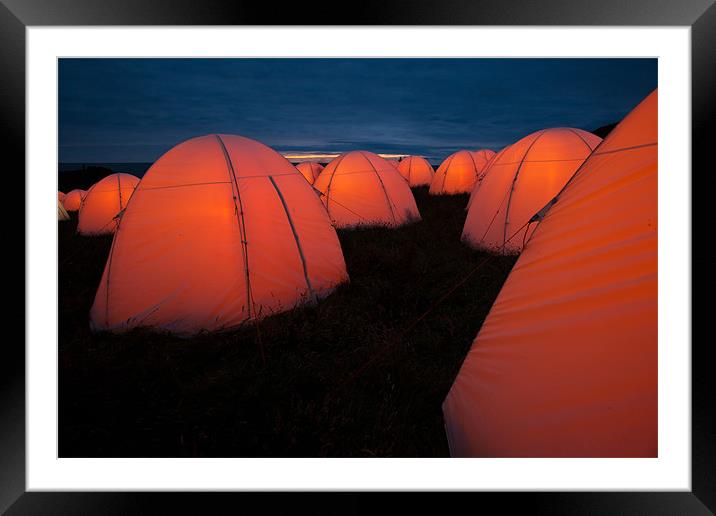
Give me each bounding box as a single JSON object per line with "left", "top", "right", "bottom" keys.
{"left": 63, "top": 189, "right": 86, "bottom": 212}
{"left": 397, "top": 156, "right": 435, "bottom": 187}
{"left": 296, "top": 162, "right": 324, "bottom": 184}
{"left": 429, "top": 149, "right": 494, "bottom": 195}
{"left": 58, "top": 200, "right": 70, "bottom": 221}
{"left": 78, "top": 173, "right": 140, "bottom": 236}
{"left": 313, "top": 151, "right": 421, "bottom": 228}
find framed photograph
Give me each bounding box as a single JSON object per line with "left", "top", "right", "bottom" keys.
{"left": 5, "top": 0, "right": 711, "bottom": 512}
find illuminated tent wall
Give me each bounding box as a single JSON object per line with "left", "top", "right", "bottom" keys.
{"left": 63, "top": 188, "right": 86, "bottom": 212}
{"left": 296, "top": 161, "right": 324, "bottom": 184}
{"left": 58, "top": 200, "right": 70, "bottom": 221}
{"left": 443, "top": 90, "right": 657, "bottom": 458}
{"left": 58, "top": 191, "right": 66, "bottom": 203}
{"left": 465, "top": 151, "right": 500, "bottom": 212}
{"left": 471, "top": 149, "right": 497, "bottom": 179}
{"left": 462, "top": 128, "right": 601, "bottom": 254}
{"left": 314, "top": 151, "right": 421, "bottom": 228}
{"left": 429, "top": 149, "right": 492, "bottom": 195}
{"left": 90, "top": 134, "right": 348, "bottom": 336}
{"left": 78, "top": 173, "right": 140, "bottom": 236}
{"left": 397, "top": 156, "right": 435, "bottom": 187}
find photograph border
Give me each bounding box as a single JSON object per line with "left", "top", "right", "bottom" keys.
{"left": 4, "top": 0, "right": 711, "bottom": 512}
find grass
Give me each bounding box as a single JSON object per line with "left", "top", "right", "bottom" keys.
{"left": 58, "top": 187, "right": 517, "bottom": 457}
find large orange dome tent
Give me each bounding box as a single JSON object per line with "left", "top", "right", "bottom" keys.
{"left": 429, "top": 149, "right": 494, "bottom": 195}
{"left": 295, "top": 161, "right": 324, "bottom": 184}
{"left": 90, "top": 134, "right": 348, "bottom": 336}
{"left": 313, "top": 151, "right": 420, "bottom": 228}
{"left": 462, "top": 128, "right": 601, "bottom": 254}
{"left": 63, "top": 188, "right": 86, "bottom": 212}
{"left": 396, "top": 156, "right": 435, "bottom": 187}
{"left": 443, "top": 90, "right": 658, "bottom": 457}
{"left": 77, "top": 173, "right": 140, "bottom": 236}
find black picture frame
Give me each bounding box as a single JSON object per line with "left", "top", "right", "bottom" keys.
{"left": 4, "top": 0, "right": 710, "bottom": 513}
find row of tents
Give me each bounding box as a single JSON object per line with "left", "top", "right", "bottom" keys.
{"left": 58, "top": 88, "right": 657, "bottom": 458}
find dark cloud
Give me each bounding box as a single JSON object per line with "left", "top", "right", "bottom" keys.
{"left": 59, "top": 58, "right": 656, "bottom": 164}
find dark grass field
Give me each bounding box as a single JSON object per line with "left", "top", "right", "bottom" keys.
{"left": 58, "top": 187, "right": 517, "bottom": 457}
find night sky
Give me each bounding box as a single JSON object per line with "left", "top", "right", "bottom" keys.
{"left": 59, "top": 58, "right": 656, "bottom": 164}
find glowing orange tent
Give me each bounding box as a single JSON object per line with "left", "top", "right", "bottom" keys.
{"left": 296, "top": 161, "right": 324, "bottom": 184}
{"left": 396, "top": 156, "right": 435, "bottom": 187}
{"left": 58, "top": 200, "right": 70, "bottom": 221}
{"left": 63, "top": 189, "right": 86, "bottom": 212}
{"left": 90, "top": 134, "right": 348, "bottom": 335}
{"left": 77, "top": 173, "right": 140, "bottom": 236}
{"left": 443, "top": 90, "right": 657, "bottom": 457}
{"left": 465, "top": 151, "right": 500, "bottom": 212}
{"left": 429, "top": 149, "right": 492, "bottom": 195}
{"left": 313, "top": 151, "right": 421, "bottom": 228}
{"left": 462, "top": 128, "right": 601, "bottom": 254}
{"left": 471, "top": 149, "right": 497, "bottom": 179}
{"left": 58, "top": 191, "right": 66, "bottom": 203}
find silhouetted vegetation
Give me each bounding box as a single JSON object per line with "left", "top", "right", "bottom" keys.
{"left": 58, "top": 188, "right": 517, "bottom": 457}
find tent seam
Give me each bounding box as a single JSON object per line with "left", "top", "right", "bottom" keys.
{"left": 215, "top": 134, "right": 254, "bottom": 320}
{"left": 360, "top": 151, "right": 397, "bottom": 224}
{"left": 502, "top": 130, "right": 548, "bottom": 251}
{"left": 268, "top": 175, "right": 317, "bottom": 303}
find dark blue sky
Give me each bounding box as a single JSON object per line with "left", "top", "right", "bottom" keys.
{"left": 59, "top": 58, "right": 656, "bottom": 164}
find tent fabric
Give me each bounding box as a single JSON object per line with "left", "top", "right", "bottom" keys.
{"left": 396, "top": 156, "right": 435, "bottom": 187}
{"left": 78, "top": 173, "right": 140, "bottom": 236}
{"left": 471, "top": 149, "right": 498, "bottom": 180}
{"left": 90, "top": 134, "right": 348, "bottom": 336}
{"left": 429, "top": 149, "right": 493, "bottom": 195}
{"left": 465, "top": 151, "right": 501, "bottom": 212}
{"left": 296, "top": 161, "right": 324, "bottom": 184}
{"left": 63, "top": 189, "right": 86, "bottom": 212}
{"left": 313, "top": 150, "right": 421, "bottom": 228}
{"left": 58, "top": 200, "right": 70, "bottom": 221}
{"left": 443, "top": 90, "right": 657, "bottom": 458}
{"left": 58, "top": 191, "right": 66, "bottom": 203}
{"left": 462, "top": 128, "right": 601, "bottom": 254}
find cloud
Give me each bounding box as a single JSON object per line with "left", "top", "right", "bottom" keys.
{"left": 59, "top": 58, "right": 657, "bottom": 163}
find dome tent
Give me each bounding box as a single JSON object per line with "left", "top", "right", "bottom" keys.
{"left": 396, "top": 156, "right": 435, "bottom": 187}
{"left": 429, "top": 149, "right": 492, "bottom": 195}
{"left": 78, "top": 173, "right": 140, "bottom": 236}
{"left": 443, "top": 90, "right": 657, "bottom": 458}
{"left": 63, "top": 188, "right": 86, "bottom": 212}
{"left": 58, "top": 200, "right": 70, "bottom": 221}
{"left": 462, "top": 128, "right": 601, "bottom": 254}
{"left": 58, "top": 191, "right": 66, "bottom": 203}
{"left": 313, "top": 151, "right": 421, "bottom": 228}
{"left": 90, "top": 134, "right": 348, "bottom": 336}
{"left": 470, "top": 149, "right": 497, "bottom": 180}
{"left": 296, "top": 161, "right": 324, "bottom": 184}
{"left": 465, "top": 151, "right": 500, "bottom": 212}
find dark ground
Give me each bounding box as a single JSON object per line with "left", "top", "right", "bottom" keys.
{"left": 58, "top": 187, "right": 517, "bottom": 457}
